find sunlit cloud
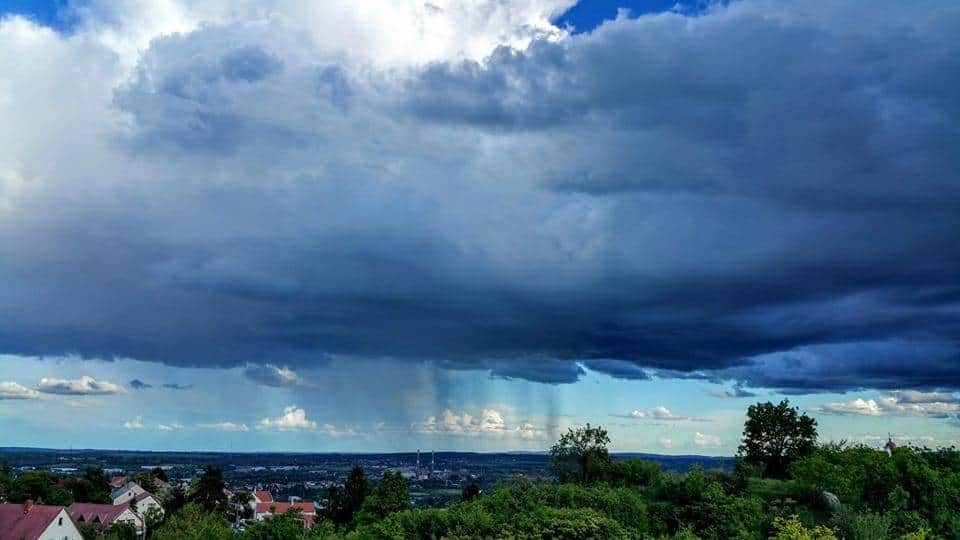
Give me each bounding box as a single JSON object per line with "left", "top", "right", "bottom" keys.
{"left": 258, "top": 405, "right": 317, "bottom": 431}
{"left": 0, "top": 381, "right": 40, "bottom": 400}
{"left": 37, "top": 376, "right": 126, "bottom": 396}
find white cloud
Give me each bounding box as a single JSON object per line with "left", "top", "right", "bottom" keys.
{"left": 244, "top": 364, "right": 305, "bottom": 387}
{"left": 813, "top": 391, "right": 960, "bottom": 418}
{"left": 623, "top": 405, "right": 708, "bottom": 422}
{"left": 123, "top": 416, "right": 145, "bottom": 429}
{"left": 37, "top": 376, "right": 126, "bottom": 395}
{"left": 258, "top": 405, "right": 317, "bottom": 431}
{"left": 658, "top": 438, "right": 673, "bottom": 449}
{"left": 694, "top": 432, "right": 721, "bottom": 447}
{"left": 0, "top": 381, "right": 40, "bottom": 400}
{"left": 157, "top": 423, "right": 184, "bottom": 431}
{"left": 197, "top": 421, "right": 250, "bottom": 432}
{"left": 412, "top": 408, "right": 545, "bottom": 439}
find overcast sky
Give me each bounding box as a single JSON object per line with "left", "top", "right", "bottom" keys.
{"left": 0, "top": 0, "right": 958, "bottom": 453}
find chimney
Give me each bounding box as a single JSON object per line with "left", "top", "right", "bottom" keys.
{"left": 23, "top": 500, "right": 34, "bottom": 513}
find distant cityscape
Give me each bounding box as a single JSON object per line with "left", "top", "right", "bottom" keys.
{"left": 0, "top": 447, "right": 733, "bottom": 511}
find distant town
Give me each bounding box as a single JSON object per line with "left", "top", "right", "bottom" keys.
{"left": 0, "top": 447, "right": 732, "bottom": 537}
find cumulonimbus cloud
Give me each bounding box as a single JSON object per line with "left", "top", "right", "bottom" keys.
{"left": 0, "top": 0, "right": 958, "bottom": 393}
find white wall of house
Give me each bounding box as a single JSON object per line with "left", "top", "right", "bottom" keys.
{"left": 136, "top": 495, "right": 164, "bottom": 517}
{"left": 116, "top": 507, "right": 145, "bottom": 535}
{"left": 112, "top": 486, "right": 145, "bottom": 506}
{"left": 39, "top": 509, "right": 83, "bottom": 540}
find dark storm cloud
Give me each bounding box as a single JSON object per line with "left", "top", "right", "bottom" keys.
{"left": 707, "top": 384, "right": 757, "bottom": 399}
{"left": 581, "top": 360, "right": 650, "bottom": 380}
{"left": 1, "top": 1, "right": 958, "bottom": 393}
{"left": 161, "top": 383, "right": 193, "bottom": 391}
{"left": 129, "top": 379, "right": 152, "bottom": 390}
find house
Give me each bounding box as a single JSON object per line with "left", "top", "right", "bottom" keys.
{"left": 133, "top": 491, "right": 164, "bottom": 517}
{"left": 108, "top": 476, "right": 127, "bottom": 489}
{"left": 249, "top": 490, "right": 273, "bottom": 513}
{"left": 254, "top": 501, "right": 317, "bottom": 528}
{"left": 68, "top": 503, "right": 144, "bottom": 536}
{"left": 0, "top": 501, "right": 83, "bottom": 540}
{"left": 110, "top": 481, "right": 146, "bottom": 506}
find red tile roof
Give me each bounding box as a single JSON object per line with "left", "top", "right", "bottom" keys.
{"left": 109, "top": 476, "right": 127, "bottom": 488}
{"left": 253, "top": 490, "right": 273, "bottom": 503}
{"left": 0, "top": 502, "right": 71, "bottom": 540}
{"left": 68, "top": 503, "right": 138, "bottom": 531}
{"left": 255, "top": 502, "right": 316, "bottom": 515}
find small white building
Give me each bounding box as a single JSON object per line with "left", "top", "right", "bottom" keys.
{"left": 0, "top": 501, "right": 83, "bottom": 540}
{"left": 133, "top": 492, "right": 164, "bottom": 517}
{"left": 110, "top": 481, "right": 147, "bottom": 506}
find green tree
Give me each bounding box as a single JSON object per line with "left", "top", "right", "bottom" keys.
{"left": 144, "top": 505, "right": 165, "bottom": 534}
{"left": 770, "top": 515, "right": 838, "bottom": 540}
{"left": 188, "top": 465, "right": 227, "bottom": 513}
{"left": 151, "top": 503, "right": 233, "bottom": 540}
{"left": 739, "top": 400, "right": 817, "bottom": 478}
{"left": 231, "top": 490, "right": 253, "bottom": 520}
{"left": 0, "top": 463, "right": 11, "bottom": 501}
{"left": 549, "top": 423, "right": 612, "bottom": 483}
{"left": 326, "top": 465, "right": 369, "bottom": 527}
{"left": 461, "top": 483, "right": 481, "bottom": 502}
{"left": 151, "top": 466, "right": 169, "bottom": 483}
{"left": 357, "top": 471, "right": 409, "bottom": 522}
{"left": 134, "top": 471, "right": 159, "bottom": 494}
{"left": 240, "top": 508, "right": 310, "bottom": 539}
{"left": 604, "top": 458, "right": 660, "bottom": 487}
{"left": 7, "top": 471, "right": 73, "bottom": 505}
{"left": 77, "top": 522, "right": 99, "bottom": 540}
{"left": 163, "top": 484, "right": 187, "bottom": 515}
{"left": 104, "top": 521, "right": 138, "bottom": 540}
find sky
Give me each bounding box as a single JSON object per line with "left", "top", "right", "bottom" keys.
{"left": 0, "top": 0, "right": 957, "bottom": 455}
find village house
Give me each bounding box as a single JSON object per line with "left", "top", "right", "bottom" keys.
{"left": 249, "top": 489, "right": 274, "bottom": 513}
{"left": 68, "top": 502, "right": 144, "bottom": 537}
{"left": 109, "top": 480, "right": 164, "bottom": 518}
{"left": 0, "top": 501, "right": 83, "bottom": 540}
{"left": 132, "top": 491, "right": 164, "bottom": 517}
{"left": 110, "top": 481, "right": 146, "bottom": 505}
{"left": 254, "top": 501, "right": 317, "bottom": 528}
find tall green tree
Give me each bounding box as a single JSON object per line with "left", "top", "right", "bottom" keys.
{"left": 549, "top": 424, "right": 612, "bottom": 483}
{"left": 189, "top": 465, "right": 227, "bottom": 513}
{"left": 164, "top": 484, "right": 187, "bottom": 516}
{"left": 151, "top": 466, "right": 169, "bottom": 483}
{"left": 326, "top": 465, "right": 369, "bottom": 526}
{"left": 358, "top": 471, "right": 409, "bottom": 522}
{"left": 738, "top": 399, "right": 817, "bottom": 478}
